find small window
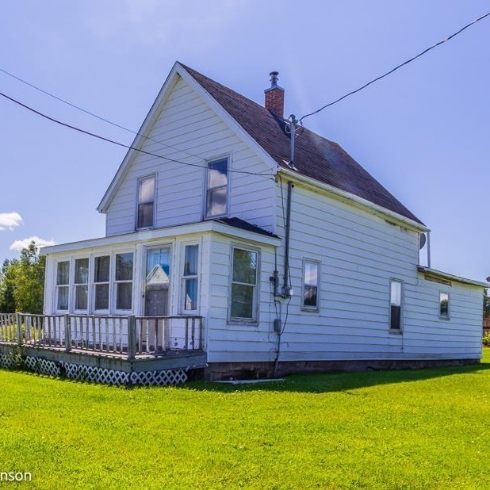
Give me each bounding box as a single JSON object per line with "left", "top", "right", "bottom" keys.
{"left": 230, "top": 247, "right": 258, "bottom": 321}
{"left": 302, "top": 260, "right": 319, "bottom": 310}
{"left": 440, "top": 292, "right": 450, "bottom": 319}
{"left": 74, "top": 258, "right": 89, "bottom": 310}
{"left": 94, "top": 256, "right": 110, "bottom": 311}
{"left": 56, "top": 261, "right": 70, "bottom": 311}
{"left": 182, "top": 245, "right": 199, "bottom": 311}
{"left": 390, "top": 280, "right": 402, "bottom": 330}
{"left": 137, "top": 176, "right": 155, "bottom": 229}
{"left": 206, "top": 158, "right": 228, "bottom": 217}
{"left": 115, "top": 253, "right": 133, "bottom": 310}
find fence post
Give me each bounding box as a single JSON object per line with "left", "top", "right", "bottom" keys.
{"left": 64, "top": 314, "right": 71, "bottom": 352}
{"left": 127, "top": 316, "right": 136, "bottom": 360}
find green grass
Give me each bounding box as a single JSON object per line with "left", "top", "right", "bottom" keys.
{"left": 1, "top": 353, "right": 490, "bottom": 489}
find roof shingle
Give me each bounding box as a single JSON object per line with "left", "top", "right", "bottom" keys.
{"left": 181, "top": 63, "right": 423, "bottom": 226}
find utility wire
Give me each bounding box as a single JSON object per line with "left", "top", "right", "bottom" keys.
{"left": 0, "top": 90, "right": 274, "bottom": 178}
{"left": 0, "top": 66, "right": 205, "bottom": 161}
{"left": 300, "top": 11, "right": 490, "bottom": 123}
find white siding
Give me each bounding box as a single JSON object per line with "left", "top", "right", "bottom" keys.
{"left": 205, "top": 234, "right": 278, "bottom": 363}
{"left": 104, "top": 76, "right": 275, "bottom": 236}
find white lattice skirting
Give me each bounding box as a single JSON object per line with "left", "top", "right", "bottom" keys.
{"left": 0, "top": 354, "right": 188, "bottom": 386}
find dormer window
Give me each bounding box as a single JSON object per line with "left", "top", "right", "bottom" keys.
{"left": 137, "top": 176, "right": 155, "bottom": 229}
{"left": 206, "top": 158, "right": 228, "bottom": 217}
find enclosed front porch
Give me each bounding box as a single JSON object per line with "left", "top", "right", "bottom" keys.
{"left": 0, "top": 313, "right": 206, "bottom": 385}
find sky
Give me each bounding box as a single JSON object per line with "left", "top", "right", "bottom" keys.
{"left": 0, "top": 1, "right": 488, "bottom": 282}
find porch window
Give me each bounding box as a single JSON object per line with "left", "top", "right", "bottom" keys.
{"left": 74, "top": 258, "right": 89, "bottom": 310}
{"left": 94, "top": 255, "right": 110, "bottom": 311}
{"left": 206, "top": 158, "right": 228, "bottom": 217}
{"left": 440, "top": 292, "right": 450, "bottom": 319}
{"left": 390, "top": 279, "right": 402, "bottom": 330}
{"left": 302, "top": 260, "right": 319, "bottom": 310}
{"left": 56, "top": 261, "right": 70, "bottom": 311}
{"left": 230, "top": 247, "right": 258, "bottom": 321}
{"left": 182, "top": 244, "right": 199, "bottom": 311}
{"left": 115, "top": 253, "right": 133, "bottom": 310}
{"left": 137, "top": 176, "right": 155, "bottom": 229}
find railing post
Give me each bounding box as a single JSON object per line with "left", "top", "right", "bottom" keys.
{"left": 64, "top": 314, "right": 71, "bottom": 352}
{"left": 199, "top": 317, "right": 203, "bottom": 350}
{"left": 16, "top": 313, "right": 22, "bottom": 346}
{"left": 127, "top": 316, "right": 136, "bottom": 360}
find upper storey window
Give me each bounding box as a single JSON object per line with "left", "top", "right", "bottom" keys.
{"left": 206, "top": 158, "right": 228, "bottom": 218}
{"left": 137, "top": 176, "right": 155, "bottom": 229}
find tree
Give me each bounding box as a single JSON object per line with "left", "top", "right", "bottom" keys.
{"left": 0, "top": 241, "right": 45, "bottom": 314}
{"left": 484, "top": 289, "right": 490, "bottom": 318}
{"left": 0, "top": 258, "right": 17, "bottom": 312}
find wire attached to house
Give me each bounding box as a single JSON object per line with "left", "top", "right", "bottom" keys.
{"left": 300, "top": 11, "right": 490, "bottom": 123}
{"left": 0, "top": 66, "right": 206, "bottom": 161}
{"left": 0, "top": 90, "right": 275, "bottom": 178}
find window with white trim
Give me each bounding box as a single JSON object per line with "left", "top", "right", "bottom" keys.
{"left": 74, "top": 258, "right": 89, "bottom": 311}
{"left": 182, "top": 244, "right": 199, "bottom": 311}
{"left": 390, "top": 279, "right": 402, "bottom": 330}
{"left": 206, "top": 158, "right": 228, "bottom": 217}
{"left": 56, "top": 261, "right": 70, "bottom": 311}
{"left": 440, "top": 292, "right": 450, "bottom": 319}
{"left": 137, "top": 176, "right": 155, "bottom": 229}
{"left": 94, "top": 255, "right": 110, "bottom": 311}
{"left": 230, "top": 247, "right": 258, "bottom": 321}
{"left": 302, "top": 260, "right": 319, "bottom": 310}
{"left": 115, "top": 253, "right": 133, "bottom": 310}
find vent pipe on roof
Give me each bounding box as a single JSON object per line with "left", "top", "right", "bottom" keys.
{"left": 264, "top": 71, "right": 285, "bottom": 118}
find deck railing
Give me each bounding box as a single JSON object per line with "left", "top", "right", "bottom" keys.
{"left": 0, "top": 313, "right": 203, "bottom": 359}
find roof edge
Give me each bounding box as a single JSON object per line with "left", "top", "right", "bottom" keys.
{"left": 278, "top": 167, "right": 428, "bottom": 233}
{"left": 417, "top": 266, "right": 489, "bottom": 288}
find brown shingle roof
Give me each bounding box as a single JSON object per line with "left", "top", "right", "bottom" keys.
{"left": 182, "top": 63, "right": 423, "bottom": 226}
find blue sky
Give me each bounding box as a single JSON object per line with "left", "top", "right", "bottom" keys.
{"left": 0, "top": 1, "right": 488, "bottom": 281}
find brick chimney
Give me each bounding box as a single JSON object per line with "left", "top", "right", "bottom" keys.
{"left": 264, "top": 71, "right": 284, "bottom": 118}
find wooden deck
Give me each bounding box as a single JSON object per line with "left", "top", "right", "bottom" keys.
{"left": 0, "top": 313, "right": 207, "bottom": 383}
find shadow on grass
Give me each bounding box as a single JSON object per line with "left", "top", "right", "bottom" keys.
{"left": 179, "top": 360, "right": 490, "bottom": 394}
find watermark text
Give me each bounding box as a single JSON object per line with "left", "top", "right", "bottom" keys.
{"left": 0, "top": 471, "right": 32, "bottom": 482}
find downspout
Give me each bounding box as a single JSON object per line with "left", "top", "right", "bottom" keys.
{"left": 282, "top": 180, "right": 293, "bottom": 297}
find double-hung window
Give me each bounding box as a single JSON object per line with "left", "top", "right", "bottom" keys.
{"left": 56, "top": 261, "right": 70, "bottom": 311}
{"left": 182, "top": 244, "right": 199, "bottom": 312}
{"left": 94, "top": 255, "right": 110, "bottom": 311}
{"left": 206, "top": 158, "right": 228, "bottom": 217}
{"left": 115, "top": 253, "right": 133, "bottom": 310}
{"left": 230, "top": 247, "right": 258, "bottom": 321}
{"left": 137, "top": 176, "right": 155, "bottom": 229}
{"left": 390, "top": 279, "right": 402, "bottom": 330}
{"left": 74, "top": 258, "right": 89, "bottom": 311}
{"left": 440, "top": 292, "right": 450, "bottom": 319}
{"left": 302, "top": 260, "right": 319, "bottom": 310}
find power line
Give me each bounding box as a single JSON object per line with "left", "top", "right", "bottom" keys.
{"left": 0, "top": 66, "right": 206, "bottom": 161}
{"left": 300, "top": 11, "right": 490, "bottom": 123}
{"left": 0, "top": 90, "right": 274, "bottom": 178}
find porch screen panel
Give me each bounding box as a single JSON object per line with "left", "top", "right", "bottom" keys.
{"left": 94, "top": 255, "right": 110, "bottom": 310}
{"left": 183, "top": 245, "right": 198, "bottom": 311}
{"left": 116, "top": 253, "right": 133, "bottom": 310}
{"left": 56, "top": 261, "right": 70, "bottom": 310}
{"left": 74, "top": 258, "right": 89, "bottom": 310}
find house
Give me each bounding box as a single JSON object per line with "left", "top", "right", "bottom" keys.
{"left": 33, "top": 62, "right": 487, "bottom": 381}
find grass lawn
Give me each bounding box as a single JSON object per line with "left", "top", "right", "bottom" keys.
{"left": 1, "top": 353, "right": 490, "bottom": 489}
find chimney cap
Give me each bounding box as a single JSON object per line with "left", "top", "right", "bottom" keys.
{"left": 265, "top": 71, "right": 284, "bottom": 93}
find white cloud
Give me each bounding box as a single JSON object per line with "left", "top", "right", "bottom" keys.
{"left": 10, "top": 236, "right": 56, "bottom": 252}
{"left": 0, "top": 212, "right": 23, "bottom": 231}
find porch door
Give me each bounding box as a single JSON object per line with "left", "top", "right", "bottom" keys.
{"left": 144, "top": 247, "right": 171, "bottom": 316}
